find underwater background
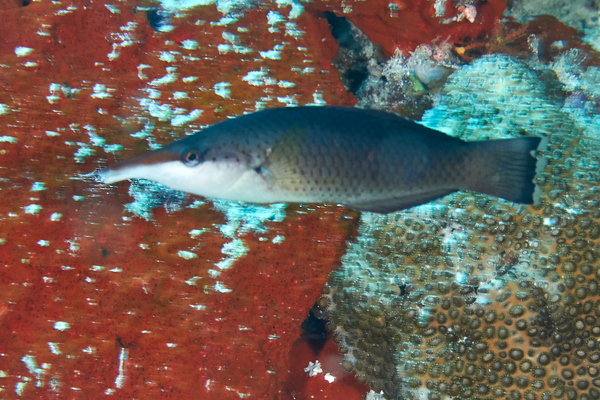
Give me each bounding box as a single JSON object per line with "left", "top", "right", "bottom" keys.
{"left": 0, "top": 0, "right": 599, "bottom": 399}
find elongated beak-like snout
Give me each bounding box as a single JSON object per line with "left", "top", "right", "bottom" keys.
{"left": 97, "top": 147, "right": 182, "bottom": 184}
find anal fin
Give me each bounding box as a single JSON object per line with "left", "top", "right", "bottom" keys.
{"left": 345, "top": 189, "right": 457, "bottom": 213}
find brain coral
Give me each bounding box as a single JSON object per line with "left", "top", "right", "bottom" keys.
{"left": 319, "top": 55, "right": 600, "bottom": 400}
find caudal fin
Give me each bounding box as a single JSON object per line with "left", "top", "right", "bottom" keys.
{"left": 466, "top": 136, "right": 546, "bottom": 204}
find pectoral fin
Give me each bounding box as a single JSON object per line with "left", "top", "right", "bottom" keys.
{"left": 261, "top": 126, "right": 309, "bottom": 189}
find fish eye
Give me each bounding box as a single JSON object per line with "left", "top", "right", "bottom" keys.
{"left": 182, "top": 150, "right": 201, "bottom": 166}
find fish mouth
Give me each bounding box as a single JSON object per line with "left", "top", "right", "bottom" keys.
{"left": 96, "top": 148, "right": 181, "bottom": 184}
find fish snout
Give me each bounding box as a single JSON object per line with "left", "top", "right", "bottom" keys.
{"left": 95, "top": 167, "right": 120, "bottom": 184}
{"left": 95, "top": 147, "right": 184, "bottom": 184}
{"left": 95, "top": 165, "right": 131, "bottom": 184}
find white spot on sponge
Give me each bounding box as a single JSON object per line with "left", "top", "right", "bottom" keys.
{"left": 15, "top": 46, "right": 33, "bottom": 57}
{"left": 53, "top": 321, "right": 70, "bottom": 331}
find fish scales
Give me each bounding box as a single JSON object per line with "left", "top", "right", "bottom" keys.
{"left": 97, "top": 107, "right": 544, "bottom": 213}
{"left": 199, "top": 108, "right": 467, "bottom": 200}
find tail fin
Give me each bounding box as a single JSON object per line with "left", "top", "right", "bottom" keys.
{"left": 466, "top": 136, "right": 545, "bottom": 204}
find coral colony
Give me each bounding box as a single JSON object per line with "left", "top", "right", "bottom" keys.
{"left": 0, "top": 0, "right": 599, "bottom": 399}
{"left": 320, "top": 55, "right": 600, "bottom": 399}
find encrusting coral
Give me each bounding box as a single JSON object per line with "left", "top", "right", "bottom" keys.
{"left": 319, "top": 54, "right": 600, "bottom": 400}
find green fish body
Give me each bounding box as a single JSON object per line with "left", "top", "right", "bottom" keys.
{"left": 98, "top": 107, "right": 543, "bottom": 213}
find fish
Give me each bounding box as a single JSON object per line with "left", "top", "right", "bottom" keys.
{"left": 97, "top": 106, "right": 544, "bottom": 213}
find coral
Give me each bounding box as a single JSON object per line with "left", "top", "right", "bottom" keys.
{"left": 505, "top": 0, "right": 600, "bottom": 53}
{"left": 319, "top": 54, "right": 600, "bottom": 399}
{"left": 325, "top": 11, "right": 388, "bottom": 94}
{"left": 407, "top": 45, "right": 455, "bottom": 86}
{"left": 303, "top": 0, "right": 507, "bottom": 57}
{"left": 324, "top": 12, "right": 457, "bottom": 118}
{"left": 125, "top": 179, "right": 188, "bottom": 220}
{"left": 352, "top": 42, "right": 458, "bottom": 117}
{"left": 450, "top": 15, "right": 600, "bottom": 66}
{"left": 283, "top": 337, "right": 370, "bottom": 398}
{"left": 421, "top": 55, "right": 566, "bottom": 140}
{"left": 0, "top": 0, "right": 597, "bottom": 398}
{"left": 452, "top": 19, "right": 531, "bottom": 61}
{"left": 550, "top": 49, "right": 600, "bottom": 131}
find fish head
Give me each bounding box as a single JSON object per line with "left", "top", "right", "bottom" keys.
{"left": 96, "top": 134, "right": 263, "bottom": 199}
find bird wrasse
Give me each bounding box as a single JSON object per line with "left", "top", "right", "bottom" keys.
{"left": 97, "top": 106, "right": 545, "bottom": 213}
